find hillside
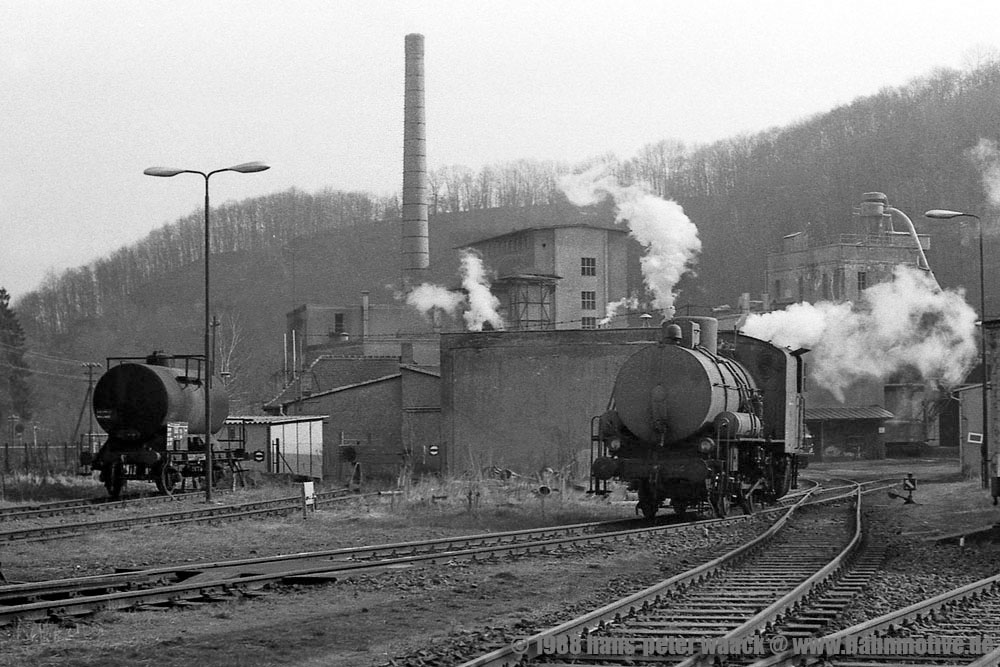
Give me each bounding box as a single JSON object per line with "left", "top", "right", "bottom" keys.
{"left": 12, "top": 59, "right": 1000, "bottom": 440}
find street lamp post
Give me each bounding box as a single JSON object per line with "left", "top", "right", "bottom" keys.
{"left": 144, "top": 162, "right": 270, "bottom": 501}
{"left": 925, "top": 209, "right": 989, "bottom": 487}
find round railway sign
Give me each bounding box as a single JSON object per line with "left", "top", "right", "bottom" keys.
{"left": 252, "top": 449, "right": 265, "bottom": 463}
{"left": 428, "top": 444, "right": 439, "bottom": 456}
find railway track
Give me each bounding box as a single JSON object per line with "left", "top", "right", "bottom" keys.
{"left": 457, "top": 483, "right": 898, "bottom": 667}
{"left": 0, "top": 480, "right": 901, "bottom": 631}
{"left": 0, "top": 505, "right": 773, "bottom": 626}
{"left": 0, "top": 490, "right": 207, "bottom": 521}
{"left": 0, "top": 488, "right": 359, "bottom": 542}
{"left": 754, "top": 573, "right": 1000, "bottom": 666}
{"left": 0, "top": 486, "right": 353, "bottom": 522}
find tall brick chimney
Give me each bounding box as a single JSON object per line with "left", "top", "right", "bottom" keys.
{"left": 402, "top": 33, "right": 429, "bottom": 286}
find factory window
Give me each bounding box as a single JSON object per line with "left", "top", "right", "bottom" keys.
{"left": 581, "top": 317, "right": 597, "bottom": 329}
{"left": 857, "top": 271, "right": 868, "bottom": 294}
{"left": 581, "top": 257, "right": 597, "bottom": 276}
{"left": 581, "top": 291, "right": 596, "bottom": 311}
{"left": 834, "top": 268, "right": 845, "bottom": 300}
{"left": 773, "top": 279, "right": 781, "bottom": 299}
{"left": 334, "top": 313, "right": 345, "bottom": 334}
{"left": 798, "top": 276, "right": 804, "bottom": 301}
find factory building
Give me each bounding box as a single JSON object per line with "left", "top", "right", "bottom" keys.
{"left": 283, "top": 292, "right": 442, "bottom": 377}
{"left": 764, "top": 192, "right": 959, "bottom": 459}
{"left": 767, "top": 192, "right": 930, "bottom": 309}
{"left": 466, "top": 225, "right": 630, "bottom": 330}
{"left": 264, "top": 358, "right": 441, "bottom": 480}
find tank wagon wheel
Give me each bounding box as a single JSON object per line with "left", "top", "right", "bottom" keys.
{"left": 154, "top": 464, "right": 181, "bottom": 495}
{"left": 637, "top": 482, "right": 659, "bottom": 519}
{"left": 104, "top": 461, "right": 125, "bottom": 500}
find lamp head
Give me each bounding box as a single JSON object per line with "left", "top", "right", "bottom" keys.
{"left": 227, "top": 161, "right": 270, "bottom": 173}
{"left": 925, "top": 209, "right": 978, "bottom": 220}
{"left": 143, "top": 166, "right": 188, "bottom": 177}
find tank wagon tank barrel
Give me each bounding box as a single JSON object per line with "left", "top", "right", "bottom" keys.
{"left": 591, "top": 317, "right": 806, "bottom": 519}
{"left": 83, "top": 352, "right": 233, "bottom": 499}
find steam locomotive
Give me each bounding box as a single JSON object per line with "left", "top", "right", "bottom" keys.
{"left": 82, "top": 352, "right": 231, "bottom": 498}
{"left": 590, "top": 317, "right": 806, "bottom": 518}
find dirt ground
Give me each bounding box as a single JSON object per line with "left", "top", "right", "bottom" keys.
{"left": 1, "top": 458, "right": 998, "bottom": 667}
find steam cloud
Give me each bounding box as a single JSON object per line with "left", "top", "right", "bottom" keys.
{"left": 559, "top": 165, "right": 700, "bottom": 317}
{"left": 405, "top": 250, "right": 504, "bottom": 332}
{"left": 599, "top": 296, "right": 639, "bottom": 327}
{"left": 969, "top": 138, "right": 1000, "bottom": 209}
{"left": 742, "top": 266, "right": 978, "bottom": 400}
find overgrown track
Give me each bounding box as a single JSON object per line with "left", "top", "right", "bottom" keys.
{"left": 0, "top": 486, "right": 355, "bottom": 522}
{"left": 0, "top": 489, "right": 215, "bottom": 522}
{"left": 0, "top": 507, "right": 771, "bottom": 626}
{"left": 0, "top": 488, "right": 358, "bottom": 542}
{"left": 458, "top": 484, "right": 895, "bottom": 667}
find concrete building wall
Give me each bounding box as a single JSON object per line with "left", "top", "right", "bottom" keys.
{"left": 550, "top": 227, "right": 629, "bottom": 329}
{"left": 768, "top": 236, "right": 928, "bottom": 308}
{"left": 440, "top": 328, "right": 661, "bottom": 478}
{"left": 958, "top": 386, "right": 984, "bottom": 479}
{"left": 292, "top": 379, "right": 403, "bottom": 480}
{"left": 401, "top": 369, "right": 443, "bottom": 472}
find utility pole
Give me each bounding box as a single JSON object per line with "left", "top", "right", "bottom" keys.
{"left": 82, "top": 362, "right": 102, "bottom": 454}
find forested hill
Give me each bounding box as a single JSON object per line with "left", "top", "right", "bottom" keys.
{"left": 13, "top": 59, "right": 1000, "bottom": 437}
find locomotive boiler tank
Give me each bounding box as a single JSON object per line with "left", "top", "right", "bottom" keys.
{"left": 611, "top": 342, "right": 756, "bottom": 445}
{"left": 93, "top": 362, "right": 229, "bottom": 440}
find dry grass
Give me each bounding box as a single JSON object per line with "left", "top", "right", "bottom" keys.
{"left": 2, "top": 476, "right": 631, "bottom": 583}
{"left": 0, "top": 471, "right": 104, "bottom": 504}
{"left": 386, "top": 474, "right": 628, "bottom": 529}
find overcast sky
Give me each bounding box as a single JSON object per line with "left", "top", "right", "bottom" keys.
{"left": 4, "top": 0, "right": 1000, "bottom": 300}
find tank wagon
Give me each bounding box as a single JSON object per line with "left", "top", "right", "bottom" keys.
{"left": 82, "top": 352, "right": 233, "bottom": 498}
{"left": 591, "top": 317, "right": 807, "bottom": 518}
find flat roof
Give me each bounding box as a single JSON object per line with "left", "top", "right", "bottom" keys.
{"left": 227, "top": 415, "right": 328, "bottom": 425}
{"left": 805, "top": 406, "right": 894, "bottom": 421}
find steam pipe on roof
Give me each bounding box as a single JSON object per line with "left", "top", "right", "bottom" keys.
{"left": 887, "top": 206, "right": 938, "bottom": 290}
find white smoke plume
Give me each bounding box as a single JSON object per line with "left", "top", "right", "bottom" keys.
{"left": 559, "top": 165, "right": 701, "bottom": 317}
{"left": 598, "top": 296, "right": 639, "bottom": 327}
{"left": 969, "top": 138, "right": 1000, "bottom": 209}
{"left": 404, "top": 283, "right": 465, "bottom": 317}
{"left": 404, "top": 250, "right": 504, "bottom": 332}
{"left": 459, "top": 250, "right": 504, "bottom": 331}
{"left": 742, "top": 266, "right": 978, "bottom": 400}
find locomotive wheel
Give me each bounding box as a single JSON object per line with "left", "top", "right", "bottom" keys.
{"left": 104, "top": 461, "right": 125, "bottom": 500}
{"left": 672, "top": 502, "right": 688, "bottom": 516}
{"left": 739, "top": 492, "right": 757, "bottom": 515}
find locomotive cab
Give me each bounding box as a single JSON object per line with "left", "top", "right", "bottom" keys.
{"left": 590, "top": 317, "right": 805, "bottom": 519}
